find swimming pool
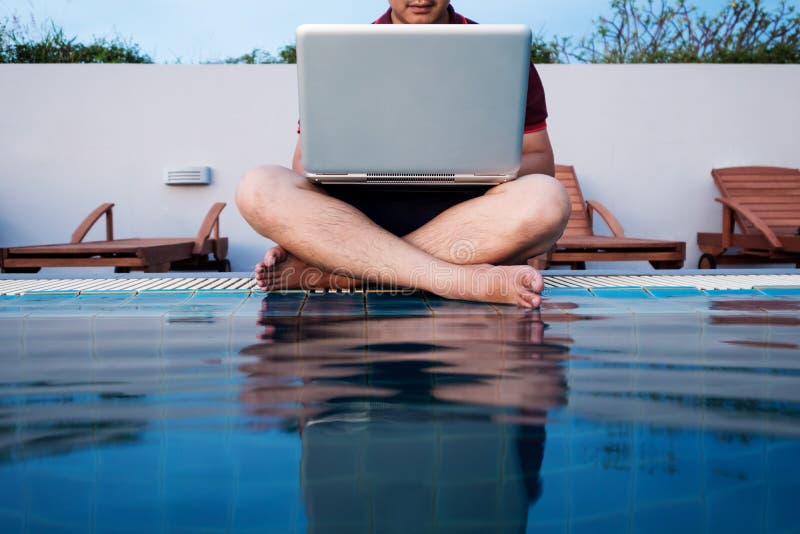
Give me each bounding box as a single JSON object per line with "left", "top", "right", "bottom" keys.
{"left": 0, "top": 273, "right": 798, "bottom": 532}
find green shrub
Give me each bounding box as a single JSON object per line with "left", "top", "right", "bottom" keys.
{"left": 0, "top": 16, "right": 152, "bottom": 63}
{"left": 573, "top": 0, "right": 800, "bottom": 63}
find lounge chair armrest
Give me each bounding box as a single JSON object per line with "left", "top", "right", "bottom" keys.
{"left": 70, "top": 203, "right": 115, "bottom": 244}
{"left": 715, "top": 197, "right": 783, "bottom": 249}
{"left": 586, "top": 200, "right": 625, "bottom": 237}
{"left": 193, "top": 202, "right": 226, "bottom": 255}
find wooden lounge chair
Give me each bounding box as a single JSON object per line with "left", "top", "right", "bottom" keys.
{"left": 530, "top": 165, "right": 685, "bottom": 270}
{"left": 0, "top": 202, "right": 230, "bottom": 273}
{"left": 696, "top": 166, "right": 800, "bottom": 269}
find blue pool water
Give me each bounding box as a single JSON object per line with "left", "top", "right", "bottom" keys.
{"left": 0, "top": 287, "right": 799, "bottom": 533}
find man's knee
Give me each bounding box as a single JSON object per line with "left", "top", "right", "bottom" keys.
{"left": 236, "top": 165, "right": 292, "bottom": 218}
{"left": 507, "top": 174, "right": 571, "bottom": 238}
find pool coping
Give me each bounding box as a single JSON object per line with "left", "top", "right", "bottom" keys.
{"left": 1, "top": 269, "right": 799, "bottom": 296}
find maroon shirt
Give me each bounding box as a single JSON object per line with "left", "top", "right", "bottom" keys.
{"left": 374, "top": 5, "right": 549, "bottom": 133}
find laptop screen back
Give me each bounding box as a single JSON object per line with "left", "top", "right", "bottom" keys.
{"left": 296, "top": 24, "right": 532, "bottom": 184}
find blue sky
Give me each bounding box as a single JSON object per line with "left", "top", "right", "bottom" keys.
{"left": 0, "top": 0, "right": 788, "bottom": 62}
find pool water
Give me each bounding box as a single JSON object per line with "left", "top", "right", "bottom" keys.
{"left": 0, "top": 288, "right": 799, "bottom": 533}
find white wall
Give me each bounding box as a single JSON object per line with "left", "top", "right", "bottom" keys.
{"left": 1, "top": 64, "right": 798, "bottom": 272}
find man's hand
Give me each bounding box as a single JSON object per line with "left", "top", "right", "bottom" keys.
{"left": 519, "top": 129, "right": 555, "bottom": 178}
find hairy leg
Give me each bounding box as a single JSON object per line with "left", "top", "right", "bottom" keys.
{"left": 251, "top": 173, "right": 569, "bottom": 289}
{"left": 404, "top": 174, "right": 571, "bottom": 265}
{"left": 237, "top": 166, "right": 549, "bottom": 307}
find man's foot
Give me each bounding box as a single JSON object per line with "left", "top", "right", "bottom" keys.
{"left": 254, "top": 246, "right": 359, "bottom": 291}
{"left": 435, "top": 264, "right": 544, "bottom": 309}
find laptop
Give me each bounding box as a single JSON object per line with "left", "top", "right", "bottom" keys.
{"left": 296, "top": 24, "right": 532, "bottom": 185}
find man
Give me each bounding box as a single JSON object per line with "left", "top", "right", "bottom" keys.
{"left": 236, "top": 0, "right": 570, "bottom": 308}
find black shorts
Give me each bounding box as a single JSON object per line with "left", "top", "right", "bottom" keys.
{"left": 321, "top": 185, "right": 491, "bottom": 236}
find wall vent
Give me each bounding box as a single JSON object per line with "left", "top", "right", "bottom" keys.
{"left": 164, "top": 166, "right": 212, "bottom": 185}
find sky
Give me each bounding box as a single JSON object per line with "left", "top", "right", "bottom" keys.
{"left": 0, "top": 0, "right": 790, "bottom": 63}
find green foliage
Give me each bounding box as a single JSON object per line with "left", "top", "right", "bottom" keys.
{"left": 0, "top": 16, "right": 152, "bottom": 63}
{"left": 573, "top": 0, "right": 800, "bottom": 63}
{"left": 215, "top": 44, "right": 296, "bottom": 64}
{"left": 530, "top": 34, "right": 566, "bottom": 64}
{"left": 3, "top": 1, "right": 798, "bottom": 65}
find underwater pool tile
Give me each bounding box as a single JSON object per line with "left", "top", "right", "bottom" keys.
{"left": 76, "top": 291, "right": 136, "bottom": 303}
{"left": 248, "top": 292, "right": 306, "bottom": 317}
{"left": 92, "top": 316, "right": 166, "bottom": 358}
{"left": 18, "top": 291, "right": 80, "bottom": 301}
{"left": 231, "top": 484, "right": 303, "bottom": 533}
{"left": 635, "top": 460, "right": 704, "bottom": 504}
{"left": 301, "top": 292, "right": 365, "bottom": 317}
{"left": 756, "top": 286, "right": 800, "bottom": 297}
{"left": 705, "top": 289, "right": 763, "bottom": 297}
{"left": 365, "top": 292, "right": 431, "bottom": 317}
{"left": 647, "top": 286, "right": 705, "bottom": 298}
{"left": 371, "top": 483, "right": 436, "bottom": 532}
{"left": 299, "top": 478, "right": 372, "bottom": 528}
{"left": 0, "top": 512, "right": 24, "bottom": 534}
{"left": 544, "top": 299, "right": 632, "bottom": 316}
{"left": 570, "top": 512, "right": 629, "bottom": 534}
{"left": 767, "top": 441, "right": 800, "bottom": 487}
{"left": 523, "top": 520, "right": 568, "bottom": 534}
{"left": 27, "top": 471, "right": 94, "bottom": 527}
{"left": 439, "top": 432, "right": 508, "bottom": 483}
{"left": 423, "top": 295, "right": 499, "bottom": 316}
{"left": 590, "top": 287, "right": 653, "bottom": 299}
{"left": 162, "top": 483, "right": 235, "bottom": 532}
{"left": 708, "top": 484, "right": 765, "bottom": 534}
{"left": 542, "top": 287, "right": 594, "bottom": 298}
{"left": 21, "top": 317, "right": 94, "bottom": 359}
{"left": 93, "top": 480, "right": 165, "bottom": 534}
{"left": 633, "top": 501, "right": 704, "bottom": 534}
{"left": 526, "top": 471, "right": 569, "bottom": 522}
{"left": 706, "top": 451, "right": 765, "bottom": 493}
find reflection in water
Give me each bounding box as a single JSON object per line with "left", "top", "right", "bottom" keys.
{"left": 0, "top": 290, "right": 799, "bottom": 532}
{"left": 240, "top": 307, "right": 568, "bottom": 532}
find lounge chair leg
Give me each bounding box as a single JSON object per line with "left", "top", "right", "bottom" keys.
{"left": 1, "top": 267, "right": 41, "bottom": 274}
{"left": 698, "top": 254, "right": 717, "bottom": 269}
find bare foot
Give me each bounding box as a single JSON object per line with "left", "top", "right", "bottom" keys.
{"left": 254, "top": 246, "right": 359, "bottom": 291}
{"left": 434, "top": 264, "right": 544, "bottom": 308}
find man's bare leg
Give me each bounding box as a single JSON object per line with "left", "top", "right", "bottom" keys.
{"left": 250, "top": 172, "right": 569, "bottom": 288}
{"left": 403, "top": 174, "right": 570, "bottom": 265}
{"left": 237, "top": 166, "right": 560, "bottom": 307}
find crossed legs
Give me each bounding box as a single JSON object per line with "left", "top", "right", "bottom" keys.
{"left": 236, "top": 165, "right": 570, "bottom": 308}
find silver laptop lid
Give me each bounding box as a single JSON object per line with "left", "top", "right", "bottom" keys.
{"left": 296, "top": 24, "right": 532, "bottom": 185}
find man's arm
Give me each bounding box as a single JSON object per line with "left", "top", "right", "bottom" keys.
{"left": 292, "top": 136, "right": 304, "bottom": 174}
{"left": 519, "top": 129, "right": 555, "bottom": 178}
